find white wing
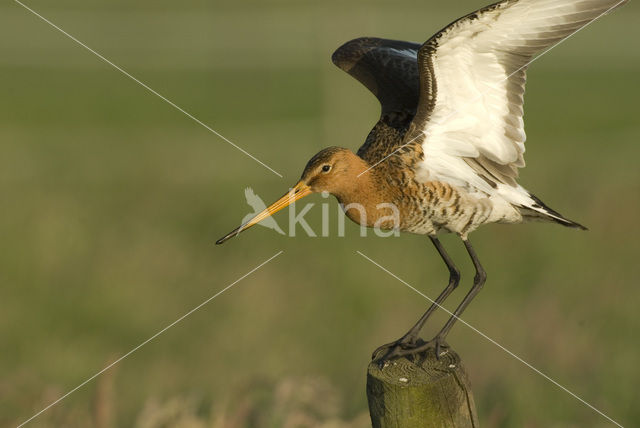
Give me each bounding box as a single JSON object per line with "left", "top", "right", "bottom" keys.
{"left": 409, "top": 0, "right": 625, "bottom": 198}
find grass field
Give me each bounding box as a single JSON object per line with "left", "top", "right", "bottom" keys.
{"left": 1, "top": 1, "right": 639, "bottom": 427}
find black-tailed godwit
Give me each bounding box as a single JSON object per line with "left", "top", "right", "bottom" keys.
{"left": 217, "top": 0, "right": 624, "bottom": 363}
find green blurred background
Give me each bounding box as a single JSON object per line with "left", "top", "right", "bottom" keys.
{"left": 1, "top": 0, "right": 638, "bottom": 427}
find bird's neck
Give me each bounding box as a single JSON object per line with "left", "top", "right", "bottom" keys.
{"left": 333, "top": 161, "right": 399, "bottom": 229}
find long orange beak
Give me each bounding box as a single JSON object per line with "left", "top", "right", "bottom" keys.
{"left": 216, "top": 181, "right": 312, "bottom": 245}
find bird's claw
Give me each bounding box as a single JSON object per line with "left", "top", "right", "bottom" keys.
{"left": 372, "top": 336, "right": 449, "bottom": 368}
{"left": 371, "top": 337, "right": 420, "bottom": 361}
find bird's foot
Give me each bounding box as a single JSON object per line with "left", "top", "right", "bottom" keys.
{"left": 371, "top": 338, "right": 414, "bottom": 362}
{"left": 372, "top": 335, "right": 449, "bottom": 369}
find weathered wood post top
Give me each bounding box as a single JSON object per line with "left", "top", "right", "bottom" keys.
{"left": 367, "top": 347, "right": 478, "bottom": 428}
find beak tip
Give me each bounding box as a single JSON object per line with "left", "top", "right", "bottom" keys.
{"left": 216, "top": 227, "right": 243, "bottom": 245}
{"left": 215, "top": 235, "right": 231, "bottom": 245}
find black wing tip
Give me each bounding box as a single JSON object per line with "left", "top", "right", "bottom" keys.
{"left": 560, "top": 219, "right": 588, "bottom": 231}
{"left": 331, "top": 37, "right": 422, "bottom": 68}
{"left": 331, "top": 37, "right": 375, "bottom": 69}
{"left": 527, "top": 193, "right": 588, "bottom": 231}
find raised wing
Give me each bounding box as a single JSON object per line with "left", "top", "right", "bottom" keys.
{"left": 408, "top": 0, "right": 625, "bottom": 193}
{"left": 332, "top": 38, "right": 425, "bottom": 163}
{"left": 332, "top": 37, "right": 422, "bottom": 116}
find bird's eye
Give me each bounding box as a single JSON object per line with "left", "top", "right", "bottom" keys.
{"left": 321, "top": 165, "right": 331, "bottom": 173}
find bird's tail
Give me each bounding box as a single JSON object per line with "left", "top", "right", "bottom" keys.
{"left": 519, "top": 193, "right": 587, "bottom": 230}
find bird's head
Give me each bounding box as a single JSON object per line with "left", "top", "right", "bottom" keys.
{"left": 300, "top": 146, "right": 366, "bottom": 194}
{"left": 216, "top": 147, "right": 366, "bottom": 244}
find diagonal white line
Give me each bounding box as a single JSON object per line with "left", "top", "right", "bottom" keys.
{"left": 16, "top": 250, "right": 284, "bottom": 428}
{"left": 356, "top": 0, "right": 626, "bottom": 178}
{"left": 14, "top": 0, "right": 283, "bottom": 178}
{"left": 357, "top": 251, "right": 624, "bottom": 428}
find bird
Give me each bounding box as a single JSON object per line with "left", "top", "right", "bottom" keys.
{"left": 217, "top": 0, "right": 624, "bottom": 363}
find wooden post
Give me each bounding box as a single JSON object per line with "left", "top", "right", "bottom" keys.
{"left": 367, "top": 347, "right": 478, "bottom": 428}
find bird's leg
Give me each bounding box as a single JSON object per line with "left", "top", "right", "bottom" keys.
{"left": 434, "top": 238, "right": 486, "bottom": 341}
{"left": 372, "top": 236, "right": 460, "bottom": 361}
{"left": 399, "top": 236, "right": 461, "bottom": 344}
{"left": 375, "top": 238, "right": 486, "bottom": 365}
